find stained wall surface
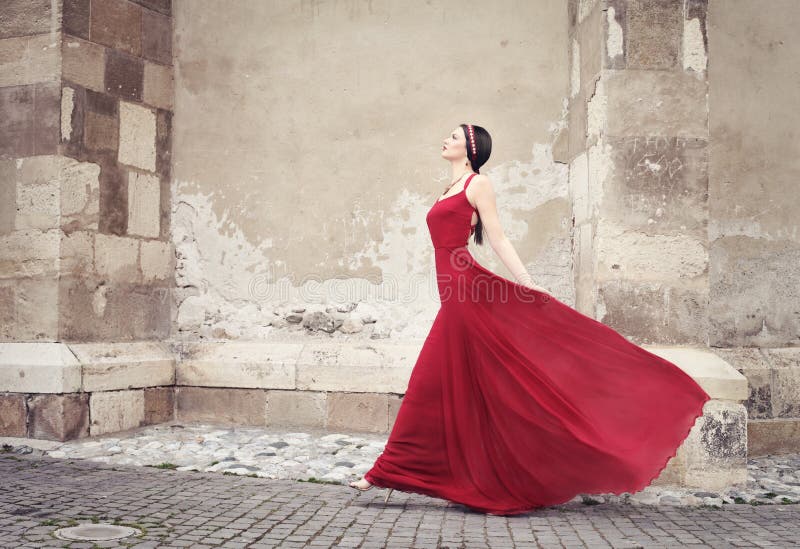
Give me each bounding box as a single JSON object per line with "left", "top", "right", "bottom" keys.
{"left": 707, "top": 0, "right": 800, "bottom": 347}
{"left": 171, "top": 0, "right": 571, "bottom": 340}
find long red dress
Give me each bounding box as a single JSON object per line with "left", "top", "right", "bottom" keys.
{"left": 363, "top": 173, "right": 712, "bottom": 515}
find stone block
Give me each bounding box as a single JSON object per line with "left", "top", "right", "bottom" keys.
{"left": 155, "top": 109, "right": 171, "bottom": 183}
{"left": 98, "top": 161, "right": 127, "bottom": 235}
{"left": 765, "top": 348, "right": 800, "bottom": 418}
{"left": 86, "top": 87, "right": 117, "bottom": 117}
{"left": 0, "top": 393, "right": 26, "bottom": 436}
{"left": 105, "top": 48, "right": 143, "bottom": 102}
{"left": 143, "top": 61, "right": 173, "bottom": 110}
{"left": 711, "top": 347, "right": 772, "bottom": 419}
{"left": 0, "top": 229, "right": 60, "bottom": 278}
{"left": 60, "top": 230, "right": 94, "bottom": 275}
{"left": 681, "top": 399, "right": 748, "bottom": 490}
{"left": 0, "top": 343, "right": 81, "bottom": 393}
{"left": 127, "top": 171, "right": 160, "bottom": 237}
{"left": 58, "top": 275, "right": 170, "bottom": 342}
{"left": 265, "top": 390, "right": 326, "bottom": 428}
{"left": 748, "top": 418, "right": 800, "bottom": 457}
{"left": 601, "top": 136, "right": 708, "bottom": 233}
{"left": 84, "top": 110, "right": 118, "bottom": 153}
{"left": 94, "top": 233, "right": 139, "bottom": 283}
{"left": 327, "top": 392, "right": 389, "bottom": 433}
{"left": 709, "top": 237, "right": 800, "bottom": 347}
{"left": 63, "top": 0, "right": 90, "bottom": 40}
{"left": 0, "top": 163, "right": 14, "bottom": 232}
{"left": 62, "top": 37, "right": 105, "bottom": 92}
{"left": 90, "top": 0, "right": 142, "bottom": 56}
{"left": 0, "top": 83, "right": 59, "bottom": 157}
{"left": 595, "top": 220, "right": 707, "bottom": 282}
{"left": 61, "top": 158, "right": 101, "bottom": 229}
{"left": 27, "top": 393, "right": 89, "bottom": 441}
{"left": 626, "top": 0, "right": 682, "bottom": 70}
{"left": 142, "top": 9, "right": 172, "bottom": 65}
{"left": 132, "top": 0, "right": 171, "bottom": 16}
{"left": 61, "top": 86, "right": 75, "bottom": 144}
{"left": 177, "top": 342, "right": 299, "bottom": 389}
{"left": 89, "top": 389, "right": 145, "bottom": 436}
{"left": 0, "top": 34, "right": 59, "bottom": 87}
{"left": 15, "top": 170, "right": 60, "bottom": 230}
{"left": 605, "top": 70, "right": 707, "bottom": 138}
{"left": 60, "top": 85, "right": 83, "bottom": 153}
{"left": 139, "top": 239, "right": 174, "bottom": 282}
{"left": 4, "top": 155, "right": 98, "bottom": 230}
{"left": 144, "top": 386, "right": 174, "bottom": 424}
{"left": 175, "top": 387, "right": 267, "bottom": 425}
{"left": 118, "top": 101, "right": 156, "bottom": 171}
{"left": 71, "top": 341, "right": 175, "bottom": 392}
{"left": 296, "top": 342, "right": 417, "bottom": 393}
{"left": 598, "top": 281, "right": 708, "bottom": 345}
{"left": 0, "top": 285, "right": 13, "bottom": 335}
{"left": 0, "top": 0, "right": 53, "bottom": 39}
{"left": 0, "top": 277, "right": 59, "bottom": 340}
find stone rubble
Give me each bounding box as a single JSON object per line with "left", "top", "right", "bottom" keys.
{"left": 3, "top": 421, "right": 798, "bottom": 509}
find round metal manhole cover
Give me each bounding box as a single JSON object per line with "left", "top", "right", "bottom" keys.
{"left": 53, "top": 523, "right": 141, "bottom": 541}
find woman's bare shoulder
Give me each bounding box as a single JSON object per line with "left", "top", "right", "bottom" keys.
{"left": 470, "top": 174, "right": 495, "bottom": 192}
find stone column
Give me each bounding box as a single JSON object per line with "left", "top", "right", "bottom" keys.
{"left": 0, "top": 0, "right": 175, "bottom": 440}
{"left": 566, "top": 0, "right": 752, "bottom": 484}
{"left": 570, "top": 0, "right": 708, "bottom": 345}
{"left": 568, "top": 0, "right": 710, "bottom": 345}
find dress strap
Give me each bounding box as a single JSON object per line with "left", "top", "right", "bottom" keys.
{"left": 464, "top": 173, "right": 477, "bottom": 191}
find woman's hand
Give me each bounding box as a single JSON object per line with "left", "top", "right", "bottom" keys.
{"left": 527, "top": 283, "right": 550, "bottom": 294}
{"left": 513, "top": 272, "right": 550, "bottom": 294}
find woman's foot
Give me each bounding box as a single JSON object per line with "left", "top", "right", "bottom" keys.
{"left": 348, "top": 477, "right": 373, "bottom": 491}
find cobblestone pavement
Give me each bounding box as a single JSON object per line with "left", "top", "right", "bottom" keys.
{"left": 2, "top": 452, "right": 799, "bottom": 548}
{"left": 5, "top": 421, "right": 800, "bottom": 509}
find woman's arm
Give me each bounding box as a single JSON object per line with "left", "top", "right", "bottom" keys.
{"left": 467, "top": 175, "right": 550, "bottom": 294}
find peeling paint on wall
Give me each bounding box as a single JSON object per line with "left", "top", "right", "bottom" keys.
{"left": 683, "top": 16, "right": 708, "bottom": 73}
{"left": 606, "top": 7, "right": 624, "bottom": 60}
{"left": 172, "top": 179, "right": 447, "bottom": 341}
{"left": 571, "top": 39, "right": 581, "bottom": 97}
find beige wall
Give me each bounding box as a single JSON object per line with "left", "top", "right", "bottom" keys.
{"left": 172, "top": 0, "right": 570, "bottom": 340}
{"left": 708, "top": 0, "right": 800, "bottom": 347}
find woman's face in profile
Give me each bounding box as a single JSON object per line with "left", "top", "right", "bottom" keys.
{"left": 441, "top": 127, "right": 466, "bottom": 161}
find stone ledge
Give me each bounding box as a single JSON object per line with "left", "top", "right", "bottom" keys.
{"left": 175, "top": 341, "right": 422, "bottom": 393}
{"left": 0, "top": 343, "right": 81, "bottom": 393}
{"left": 0, "top": 342, "right": 747, "bottom": 398}
{"left": 644, "top": 346, "right": 749, "bottom": 401}
{"left": 71, "top": 341, "right": 174, "bottom": 392}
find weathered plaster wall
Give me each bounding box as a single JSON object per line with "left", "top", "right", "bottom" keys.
{"left": 707, "top": 0, "right": 800, "bottom": 347}
{"left": 172, "top": 0, "right": 571, "bottom": 341}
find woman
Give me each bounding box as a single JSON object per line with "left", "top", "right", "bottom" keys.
{"left": 348, "top": 124, "right": 711, "bottom": 515}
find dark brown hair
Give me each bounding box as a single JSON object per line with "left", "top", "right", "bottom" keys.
{"left": 460, "top": 123, "right": 492, "bottom": 245}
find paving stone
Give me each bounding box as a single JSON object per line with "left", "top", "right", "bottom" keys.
{"left": 1, "top": 423, "right": 799, "bottom": 546}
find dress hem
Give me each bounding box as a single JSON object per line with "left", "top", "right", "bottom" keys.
{"left": 362, "top": 392, "right": 712, "bottom": 516}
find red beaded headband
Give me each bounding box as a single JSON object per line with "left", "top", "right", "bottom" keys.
{"left": 466, "top": 124, "right": 477, "bottom": 158}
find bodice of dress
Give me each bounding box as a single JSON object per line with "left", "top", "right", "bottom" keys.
{"left": 426, "top": 173, "right": 477, "bottom": 250}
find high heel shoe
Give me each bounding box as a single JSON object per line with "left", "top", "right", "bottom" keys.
{"left": 348, "top": 478, "right": 373, "bottom": 492}
{"left": 349, "top": 478, "right": 394, "bottom": 503}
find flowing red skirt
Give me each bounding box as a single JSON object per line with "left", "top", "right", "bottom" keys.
{"left": 364, "top": 247, "right": 711, "bottom": 515}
